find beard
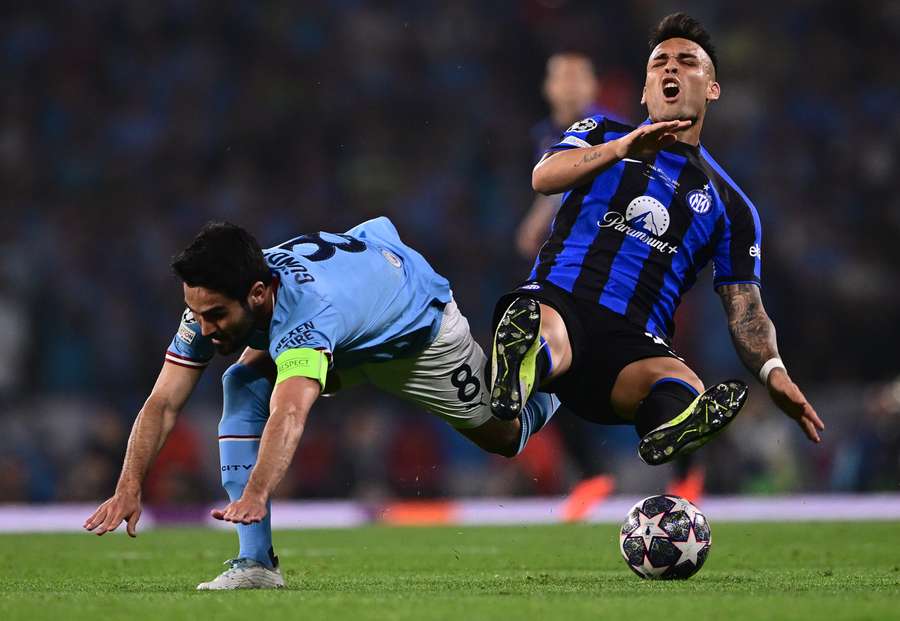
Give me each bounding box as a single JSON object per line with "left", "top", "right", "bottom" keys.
{"left": 212, "top": 307, "right": 257, "bottom": 355}
{"left": 213, "top": 339, "right": 242, "bottom": 355}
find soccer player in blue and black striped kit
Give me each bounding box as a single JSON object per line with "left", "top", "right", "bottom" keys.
{"left": 490, "top": 13, "right": 824, "bottom": 464}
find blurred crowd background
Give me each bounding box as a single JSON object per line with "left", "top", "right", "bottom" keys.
{"left": 2, "top": 0, "right": 898, "bottom": 505}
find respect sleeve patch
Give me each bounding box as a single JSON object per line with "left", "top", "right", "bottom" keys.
{"left": 275, "top": 348, "right": 329, "bottom": 389}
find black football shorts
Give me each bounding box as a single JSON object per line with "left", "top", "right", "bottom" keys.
{"left": 493, "top": 280, "right": 684, "bottom": 425}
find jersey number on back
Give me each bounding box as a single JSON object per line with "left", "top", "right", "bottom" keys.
{"left": 277, "top": 233, "right": 367, "bottom": 262}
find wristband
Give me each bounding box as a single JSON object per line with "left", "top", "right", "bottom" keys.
{"left": 759, "top": 358, "right": 786, "bottom": 384}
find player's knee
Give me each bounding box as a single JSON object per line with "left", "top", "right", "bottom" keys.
{"left": 539, "top": 304, "right": 566, "bottom": 346}
{"left": 663, "top": 361, "right": 703, "bottom": 394}
{"left": 538, "top": 304, "right": 572, "bottom": 374}
{"left": 682, "top": 371, "right": 704, "bottom": 394}
{"left": 219, "top": 363, "right": 269, "bottom": 435}
{"left": 222, "top": 362, "right": 247, "bottom": 392}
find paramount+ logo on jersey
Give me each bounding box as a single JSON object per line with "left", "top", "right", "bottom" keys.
{"left": 598, "top": 196, "right": 679, "bottom": 255}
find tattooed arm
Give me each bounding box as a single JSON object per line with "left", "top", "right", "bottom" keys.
{"left": 533, "top": 119, "right": 692, "bottom": 195}
{"left": 718, "top": 283, "right": 824, "bottom": 443}
{"left": 717, "top": 283, "right": 779, "bottom": 373}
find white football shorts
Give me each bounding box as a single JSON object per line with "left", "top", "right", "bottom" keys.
{"left": 335, "top": 300, "right": 493, "bottom": 429}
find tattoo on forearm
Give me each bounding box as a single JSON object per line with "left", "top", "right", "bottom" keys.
{"left": 573, "top": 148, "right": 605, "bottom": 168}
{"left": 718, "top": 284, "right": 779, "bottom": 375}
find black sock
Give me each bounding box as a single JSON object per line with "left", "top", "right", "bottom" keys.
{"left": 634, "top": 378, "right": 699, "bottom": 438}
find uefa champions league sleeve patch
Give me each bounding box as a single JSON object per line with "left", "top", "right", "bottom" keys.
{"left": 177, "top": 309, "right": 198, "bottom": 344}
{"left": 177, "top": 322, "right": 196, "bottom": 344}
{"left": 165, "top": 308, "right": 215, "bottom": 366}
{"left": 566, "top": 117, "right": 598, "bottom": 133}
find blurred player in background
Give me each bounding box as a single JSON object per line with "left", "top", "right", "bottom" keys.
{"left": 516, "top": 52, "right": 602, "bottom": 260}
{"left": 515, "top": 52, "right": 615, "bottom": 507}
{"left": 84, "top": 217, "right": 557, "bottom": 589}
{"left": 490, "top": 14, "right": 824, "bottom": 467}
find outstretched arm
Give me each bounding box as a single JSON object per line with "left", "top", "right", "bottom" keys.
{"left": 84, "top": 362, "right": 203, "bottom": 536}
{"left": 532, "top": 119, "right": 692, "bottom": 195}
{"left": 717, "top": 283, "right": 824, "bottom": 443}
{"left": 211, "top": 375, "right": 320, "bottom": 524}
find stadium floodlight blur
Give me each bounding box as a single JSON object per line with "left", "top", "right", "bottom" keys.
{"left": 1, "top": 2, "right": 898, "bottom": 516}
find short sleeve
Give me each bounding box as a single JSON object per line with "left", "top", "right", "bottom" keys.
{"left": 165, "top": 309, "right": 215, "bottom": 369}
{"left": 268, "top": 297, "right": 343, "bottom": 363}
{"left": 547, "top": 115, "right": 610, "bottom": 152}
{"left": 712, "top": 195, "right": 762, "bottom": 288}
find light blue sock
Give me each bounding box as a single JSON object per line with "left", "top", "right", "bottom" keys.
{"left": 219, "top": 363, "right": 276, "bottom": 568}
{"left": 516, "top": 391, "right": 560, "bottom": 455}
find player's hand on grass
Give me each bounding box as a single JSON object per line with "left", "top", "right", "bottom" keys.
{"left": 211, "top": 493, "right": 268, "bottom": 525}
{"left": 83, "top": 492, "right": 143, "bottom": 537}
{"left": 766, "top": 369, "right": 825, "bottom": 443}
{"left": 613, "top": 120, "right": 692, "bottom": 161}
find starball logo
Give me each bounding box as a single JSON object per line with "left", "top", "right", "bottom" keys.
{"left": 598, "top": 196, "right": 679, "bottom": 255}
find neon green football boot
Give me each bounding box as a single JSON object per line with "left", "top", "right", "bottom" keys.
{"left": 638, "top": 380, "right": 748, "bottom": 465}
{"left": 490, "top": 297, "right": 543, "bottom": 420}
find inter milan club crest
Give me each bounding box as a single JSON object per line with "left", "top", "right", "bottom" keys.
{"left": 686, "top": 186, "right": 712, "bottom": 214}
{"left": 566, "top": 118, "right": 598, "bottom": 133}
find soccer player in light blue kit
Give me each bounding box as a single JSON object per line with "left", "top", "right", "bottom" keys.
{"left": 84, "top": 217, "right": 557, "bottom": 589}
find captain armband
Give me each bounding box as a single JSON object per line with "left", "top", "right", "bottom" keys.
{"left": 275, "top": 348, "right": 329, "bottom": 389}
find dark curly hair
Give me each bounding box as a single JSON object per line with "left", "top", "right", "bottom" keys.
{"left": 171, "top": 221, "right": 271, "bottom": 301}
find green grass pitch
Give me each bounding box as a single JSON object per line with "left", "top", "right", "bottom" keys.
{"left": 1, "top": 522, "right": 897, "bottom": 621}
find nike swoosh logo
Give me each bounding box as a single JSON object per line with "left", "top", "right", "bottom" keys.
{"left": 622, "top": 158, "right": 644, "bottom": 164}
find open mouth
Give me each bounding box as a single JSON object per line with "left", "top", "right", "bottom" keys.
{"left": 662, "top": 78, "right": 680, "bottom": 99}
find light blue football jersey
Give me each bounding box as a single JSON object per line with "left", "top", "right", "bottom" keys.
{"left": 165, "top": 217, "right": 452, "bottom": 371}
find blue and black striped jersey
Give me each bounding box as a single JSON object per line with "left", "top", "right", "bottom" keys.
{"left": 530, "top": 114, "right": 762, "bottom": 339}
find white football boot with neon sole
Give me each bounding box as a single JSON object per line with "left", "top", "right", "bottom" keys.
{"left": 196, "top": 558, "right": 284, "bottom": 590}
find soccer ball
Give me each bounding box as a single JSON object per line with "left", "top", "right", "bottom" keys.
{"left": 619, "top": 495, "right": 711, "bottom": 579}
